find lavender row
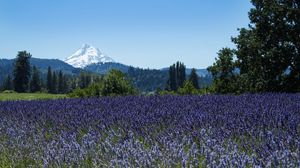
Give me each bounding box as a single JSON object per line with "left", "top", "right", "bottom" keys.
{"left": 0, "top": 94, "right": 299, "bottom": 167}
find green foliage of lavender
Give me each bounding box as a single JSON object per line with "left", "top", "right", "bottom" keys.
{"left": 0, "top": 94, "right": 299, "bottom": 167}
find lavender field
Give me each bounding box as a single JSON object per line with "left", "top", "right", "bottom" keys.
{"left": 0, "top": 94, "right": 299, "bottom": 167}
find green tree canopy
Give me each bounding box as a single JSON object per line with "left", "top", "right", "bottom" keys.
{"left": 189, "top": 68, "right": 199, "bottom": 89}
{"left": 13, "top": 51, "right": 31, "bottom": 92}
{"left": 209, "top": 0, "right": 300, "bottom": 93}
{"left": 208, "top": 48, "right": 237, "bottom": 94}
{"left": 51, "top": 71, "right": 58, "bottom": 94}
{"left": 102, "top": 69, "right": 136, "bottom": 96}
{"left": 236, "top": 0, "right": 300, "bottom": 92}
{"left": 47, "top": 66, "right": 52, "bottom": 93}
{"left": 30, "top": 66, "right": 41, "bottom": 92}
{"left": 69, "top": 69, "right": 136, "bottom": 97}
{"left": 178, "top": 80, "right": 198, "bottom": 95}
{"left": 167, "top": 61, "right": 186, "bottom": 91}
{"left": 2, "top": 75, "right": 13, "bottom": 91}
{"left": 58, "top": 70, "right": 64, "bottom": 94}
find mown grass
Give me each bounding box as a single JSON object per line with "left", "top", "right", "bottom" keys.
{"left": 0, "top": 93, "right": 66, "bottom": 101}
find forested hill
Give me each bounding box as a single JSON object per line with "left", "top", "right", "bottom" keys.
{"left": 84, "top": 63, "right": 212, "bottom": 91}
{"left": 1, "top": 58, "right": 80, "bottom": 73}
{"left": 0, "top": 58, "right": 212, "bottom": 92}
{"left": 0, "top": 58, "right": 81, "bottom": 82}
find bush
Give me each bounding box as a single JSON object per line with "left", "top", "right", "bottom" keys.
{"left": 157, "top": 90, "right": 177, "bottom": 95}
{"left": 68, "top": 88, "right": 87, "bottom": 98}
{"left": 178, "top": 80, "right": 198, "bottom": 95}
{"left": 68, "top": 70, "right": 136, "bottom": 98}
{"left": 102, "top": 70, "right": 136, "bottom": 96}
{"left": 2, "top": 90, "right": 17, "bottom": 93}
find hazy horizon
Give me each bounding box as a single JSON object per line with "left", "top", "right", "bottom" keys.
{"left": 0, "top": 0, "right": 252, "bottom": 69}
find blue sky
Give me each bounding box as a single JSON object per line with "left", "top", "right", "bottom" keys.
{"left": 0, "top": 0, "right": 252, "bottom": 69}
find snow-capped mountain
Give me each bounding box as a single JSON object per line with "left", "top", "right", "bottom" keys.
{"left": 64, "top": 44, "right": 115, "bottom": 68}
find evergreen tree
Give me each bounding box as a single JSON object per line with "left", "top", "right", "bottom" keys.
{"left": 70, "top": 78, "right": 77, "bottom": 91}
{"left": 3, "top": 75, "right": 13, "bottom": 91}
{"left": 62, "top": 76, "right": 68, "bottom": 93}
{"left": 47, "top": 66, "right": 52, "bottom": 93}
{"left": 168, "top": 64, "right": 177, "bottom": 91}
{"left": 13, "top": 51, "right": 31, "bottom": 92}
{"left": 177, "top": 62, "right": 186, "bottom": 88}
{"left": 167, "top": 61, "right": 186, "bottom": 91}
{"left": 58, "top": 70, "right": 64, "bottom": 93}
{"left": 40, "top": 78, "right": 46, "bottom": 92}
{"left": 30, "top": 66, "right": 41, "bottom": 92}
{"left": 78, "top": 72, "right": 92, "bottom": 89}
{"left": 79, "top": 72, "right": 86, "bottom": 89}
{"left": 127, "top": 66, "right": 135, "bottom": 76}
{"left": 189, "top": 68, "right": 199, "bottom": 89}
{"left": 127, "top": 66, "right": 169, "bottom": 92}
{"left": 85, "top": 73, "right": 91, "bottom": 88}
{"left": 52, "top": 71, "right": 58, "bottom": 94}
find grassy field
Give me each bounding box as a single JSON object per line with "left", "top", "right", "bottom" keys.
{"left": 0, "top": 93, "right": 67, "bottom": 101}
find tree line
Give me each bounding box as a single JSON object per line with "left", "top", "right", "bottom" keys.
{"left": 46, "top": 66, "right": 69, "bottom": 94}
{"left": 159, "top": 61, "right": 202, "bottom": 95}
{"left": 1, "top": 54, "right": 207, "bottom": 96}
{"left": 0, "top": 51, "right": 103, "bottom": 94}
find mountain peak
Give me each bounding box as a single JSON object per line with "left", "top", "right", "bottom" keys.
{"left": 64, "top": 44, "right": 114, "bottom": 68}
{"left": 82, "top": 43, "right": 90, "bottom": 48}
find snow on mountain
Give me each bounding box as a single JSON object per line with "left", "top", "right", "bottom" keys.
{"left": 64, "top": 44, "right": 115, "bottom": 68}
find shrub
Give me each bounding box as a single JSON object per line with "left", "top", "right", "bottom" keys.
{"left": 68, "top": 70, "right": 136, "bottom": 97}
{"left": 102, "top": 69, "right": 136, "bottom": 96}
{"left": 178, "top": 80, "right": 198, "bottom": 95}
{"left": 2, "top": 90, "right": 17, "bottom": 93}
{"left": 68, "top": 88, "right": 87, "bottom": 98}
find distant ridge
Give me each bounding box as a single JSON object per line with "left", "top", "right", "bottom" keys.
{"left": 0, "top": 56, "right": 212, "bottom": 91}
{"left": 0, "top": 58, "right": 81, "bottom": 82}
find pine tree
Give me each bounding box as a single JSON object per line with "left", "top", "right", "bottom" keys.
{"left": 168, "top": 64, "right": 177, "bottom": 91}
{"left": 79, "top": 72, "right": 86, "bottom": 89}
{"left": 13, "top": 51, "right": 31, "bottom": 92}
{"left": 3, "top": 75, "right": 13, "bottom": 91}
{"left": 178, "top": 62, "right": 186, "bottom": 88}
{"left": 47, "top": 66, "right": 52, "bottom": 93}
{"left": 52, "top": 71, "right": 58, "bottom": 94}
{"left": 58, "top": 70, "right": 64, "bottom": 93}
{"left": 78, "top": 72, "right": 92, "bottom": 89}
{"left": 63, "top": 76, "right": 68, "bottom": 93}
{"left": 189, "top": 68, "right": 199, "bottom": 89}
{"left": 85, "top": 74, "right": 91, "bottom": 88}
{"left": 70, "top": 78, "right": 77, "bottom": 91}
{"left": 167, "top": 61, "right": 186, "bottom": 91}
{"left": 30, "top": 66, "right": 41, "bottom": 92}
{"left": 176, "top": 62, "right": 180, "bottom": 88}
